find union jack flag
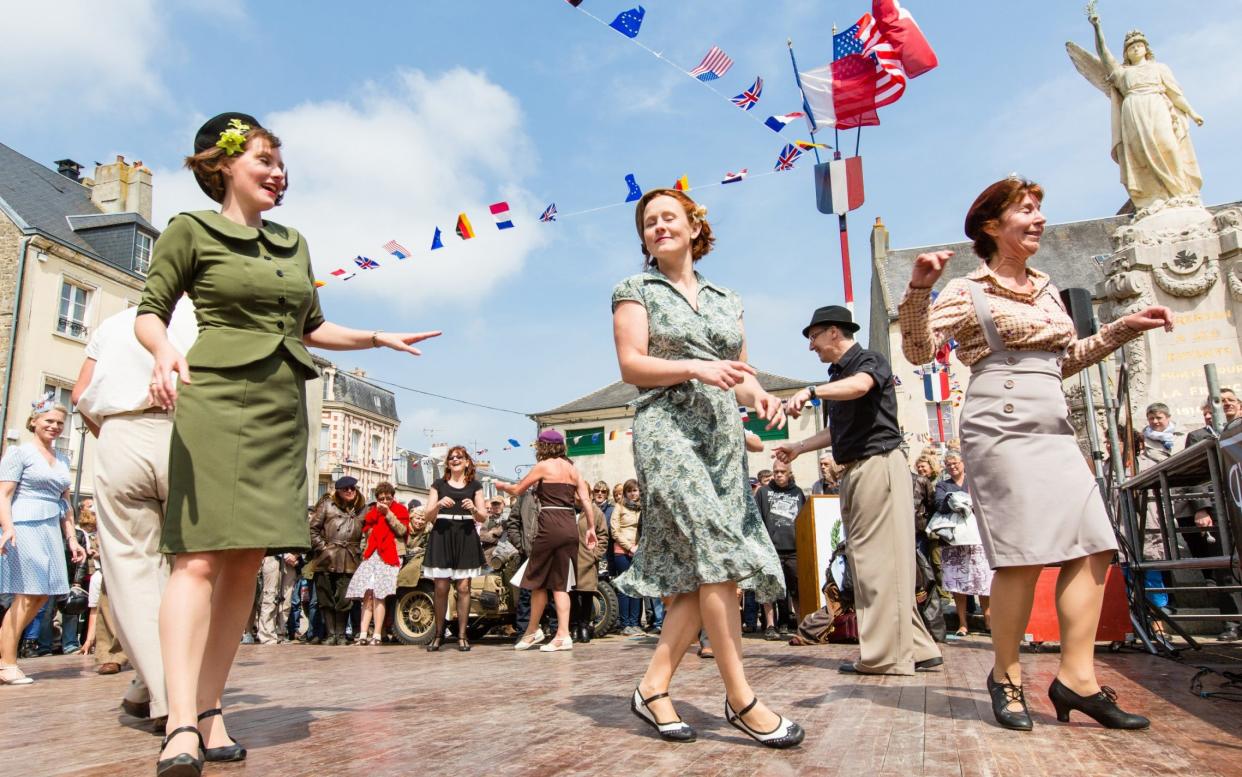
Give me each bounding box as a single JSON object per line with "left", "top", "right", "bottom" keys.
{"left": 382, "top": 240, "right": 409, "bottom": 259}
{"left": 688, "top": 46, "right": 733, "bottom": 81}
{"left": 354, "top": 255, "right": 380, "bottom": 270}
{"left": 773, "top": 143, "right": 803, "bottom": 171}
{"left": 731, "top": 76, "right": 763, "bottom": 110}
{"left": 539, "top": 203, "right": 557, "bottom": 222}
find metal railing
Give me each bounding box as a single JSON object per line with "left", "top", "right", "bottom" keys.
{"left": 57, "top": 317, "right": 89, "bottom": 338}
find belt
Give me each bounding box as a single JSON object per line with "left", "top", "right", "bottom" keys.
{"left": 107, "top": 406, "right": 171, "bottom": 419}
{"left": 836, "top": 445, "right": 900, "bottom": 468}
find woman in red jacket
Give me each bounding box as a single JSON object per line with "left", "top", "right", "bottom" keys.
{"left": 346, "top": 482, "right": 410, "bottom": 644}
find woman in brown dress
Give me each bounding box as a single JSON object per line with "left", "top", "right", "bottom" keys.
{"left": 497, "top": 429, "right": 596, "bottom": 652}
{"left": 899, "top": 176, "right": 1172, "bottom": 731}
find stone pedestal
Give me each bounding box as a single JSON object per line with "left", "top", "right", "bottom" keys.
{"left": 1099, "top": 202, "right": 1242, "bottom": 427}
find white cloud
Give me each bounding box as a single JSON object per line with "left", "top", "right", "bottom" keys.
{"left": 0, "top": 0, "right": 165, "bottom": 116}
{"left": 153, "top": 68, "right": 546, "bottom": 306}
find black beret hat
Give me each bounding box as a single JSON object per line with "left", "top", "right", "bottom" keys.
{"left": 801, "top": 305, "right": 860, "bottom": 338}
{"left": 191, "top": 112, "right": 262, "bottom": 199}
{"left": 335, "top": 476, "right": 359, "bottom": 490}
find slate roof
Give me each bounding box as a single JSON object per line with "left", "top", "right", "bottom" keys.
{"left": 534, "top": 369, "right": 820, "bottom": 417}
{"left": 0, "top": 142, "right": 156, "bottom": 276}
{"left": 326, "top": 370, "right": 399, "bottom": 422}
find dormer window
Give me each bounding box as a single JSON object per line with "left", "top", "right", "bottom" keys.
{"left": 134, "top": 231, "right": 153, "bottom": 274}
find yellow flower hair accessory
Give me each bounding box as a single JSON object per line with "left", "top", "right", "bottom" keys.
{"left": 692, "top": 204, "right": 708, "bottom": 221}
{"left": 216, "top": 118, "right": 251, "bottom": 156}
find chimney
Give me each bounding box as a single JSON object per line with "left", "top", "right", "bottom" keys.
{"left": 54, "top": 159, "right": 83, "bottom": 182}
{"left": 88, "top": 155, "right": 153, "bottom": 222}
{"left": 349, "top": 368, "right": 367, "bottom": 378}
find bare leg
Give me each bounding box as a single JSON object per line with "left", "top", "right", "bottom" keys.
{"left": 454, "top": 578, "right": 470, "bottom": 642}
{"left": 700, "top": 581, "right": 781, "bottom": 732}
{"left": 1054, "top": 551, "right": 1111, "bottom": 695}
{"left": 952, "top": 593, "right": 970, "bottom": 634}
{"left": 551, "top": 591, "right": 572, "bottom": 641}
{"left": 525, "top": 588, "right": 548, "bottom": 639}
{"left": 193, "top": 549, "right": 266, "bottom": 751}
{"left": 0, "top": 594, "right": 47, "bottom": 667}
{"left": 357, "top": 592, "right": 373, "bottom": 641}
{"left": 637, "top": 591, "right": 702, "bottom": 724}
{"left": 988, "top": 564, "right": 1042, "bottom": 688}
{"left": 980, "top": 595, "right": 991, "bottom": 630}
{"left": 762, "top": 602, "right": 775, "bottom": 629}
{"left": 372, "top": 597, "right": 386, "bottom": 641}
{"left": 159, "top": 552, "right": 224, "bottom": 760}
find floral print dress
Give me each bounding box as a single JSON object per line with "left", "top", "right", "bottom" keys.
{"left": 610, "top": 269, "right": 785, "bottom": 602}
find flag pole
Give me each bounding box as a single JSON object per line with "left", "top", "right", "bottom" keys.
{"left": 787, "top": 36, "right": 854, "bottom": 313}
{"left": 785, "top": 39, "right": 823, "bottom": 165}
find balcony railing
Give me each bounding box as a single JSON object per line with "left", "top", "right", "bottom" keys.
{"left": 57, "top": 318, "right": 89, "bottom": 339}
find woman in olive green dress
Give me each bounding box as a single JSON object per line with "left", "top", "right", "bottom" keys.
{"left": 136, "top": 112, "right": 440, "bottom": 776}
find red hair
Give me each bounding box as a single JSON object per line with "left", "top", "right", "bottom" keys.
{"left": 964, "top": 177, "right": 1045, "bottom": 260}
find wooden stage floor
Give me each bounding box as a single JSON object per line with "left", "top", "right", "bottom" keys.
{"left": 4, "top": 633, "right": 1242, "bottom": 777}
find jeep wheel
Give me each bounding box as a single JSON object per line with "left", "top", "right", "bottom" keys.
{"left": 393, "top": 582, "right": 436, "bottom": 645}
{"left": 591, "top": 581, "right": 620, "bottom": 635}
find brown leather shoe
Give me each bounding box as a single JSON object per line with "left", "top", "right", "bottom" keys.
{"left": 97, "top": 662, "right": 122, "bottom": 675}
{"left": 120, "top": 698, "right": 150, "bottom": 718}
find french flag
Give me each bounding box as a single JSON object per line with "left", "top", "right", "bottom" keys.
{"left": 489, "top": 201, "right": 515, "bottom": 230}
{"left": 814, "top": 156, "right": 865, "bottom": 215}
{"left": 764, "top": 112, "right": 804, "bottom": 132}
{"left": 923, "top": 368, "right": 950, "bottom": 403}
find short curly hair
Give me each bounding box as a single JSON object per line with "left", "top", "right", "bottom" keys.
{"left": 634, "top": 188, "right": 715, "bottom": 267}
{"left": 184, "top": 126, "right": 285, "bottom": 205}
{"left": 26, "top": 403, "right": 68, "bottom": 432}
{"left": 964, "top": 177, "right": 1044, "bottom": 260}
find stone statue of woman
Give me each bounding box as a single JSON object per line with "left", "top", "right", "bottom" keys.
{"left": 1067, "top": 3, "right": 1205, "bottom": 212}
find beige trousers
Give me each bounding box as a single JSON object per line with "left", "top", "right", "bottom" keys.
{"left": 257, "top": 556, "right": 296, "bottom": 643}
{"left": 839, "top": 448, "right": 941, "bottom": 675}
{"left": 94, "top": 413, "right": 172, "bottom": 717}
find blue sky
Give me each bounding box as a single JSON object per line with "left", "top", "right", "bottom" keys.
{"left": 3, "top": 1, "right": 1239, "bottom": 475}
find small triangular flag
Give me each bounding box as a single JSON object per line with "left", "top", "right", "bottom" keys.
{"left": 431, "top": 227, "right": 443, "bottom": 250}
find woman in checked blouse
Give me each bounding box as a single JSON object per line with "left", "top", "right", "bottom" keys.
{"left": 899, "top": 176, "right": 1172, "bottom": 732}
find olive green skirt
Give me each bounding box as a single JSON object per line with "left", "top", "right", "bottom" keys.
{"left": 161, "top": 350, "right": 312, "bottom": 554}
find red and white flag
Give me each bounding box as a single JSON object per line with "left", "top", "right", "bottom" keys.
{"left": 820, "top": 156, "right": 864, "bottom": 215}
{"left": 872, "top": 0, "right": 939, "bottom": 79}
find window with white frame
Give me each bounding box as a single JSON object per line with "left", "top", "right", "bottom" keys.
{"left": 371, "top": 434, "right": 382, "bottom": 467}
{"left": 924, "top": 402, "right": 957, "bottom": 443}
{"left": 41, "top": 382, "right": 80, "bottom": 464}
{"left": 134, "top": 232, "right": 153, "bottom": 274}
{"left": 57, "top": 280, "right": 91, "bottom": 339}
{"left": 319, "top": 424, "right": 331, "bottom": 452}
{"left": 349, "top": 429, "right": 363, "bottom": 463}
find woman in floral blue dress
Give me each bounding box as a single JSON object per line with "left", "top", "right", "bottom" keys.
{"left": 611, "top": 188, "right": 803, "bottom": 748}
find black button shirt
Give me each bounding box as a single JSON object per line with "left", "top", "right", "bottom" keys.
{"left": 823, "top": 343, "right": 903, "bottom": 464}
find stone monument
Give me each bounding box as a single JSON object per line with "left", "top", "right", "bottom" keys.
{"left": 1067, "top": 3, "right": 1241, "bottom": 426}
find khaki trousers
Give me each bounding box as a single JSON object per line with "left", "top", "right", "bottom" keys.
{"left": 94, "top": 413, "right": 172, "bottom": 717}
{"left": 94, "top": 584, "right": 129, "bottom": 666}
{"left": 839, "top": 448, "right": 940, "bottom": 675}
{"left": 257, "top": 556, "right": 296, "bottom": 643}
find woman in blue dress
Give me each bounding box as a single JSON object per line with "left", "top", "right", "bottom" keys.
{"left": 611, "top": 189, "right": 803, "bottom": 748}
{"left": 0, "top": 397, "right": 85, "bottom": 685}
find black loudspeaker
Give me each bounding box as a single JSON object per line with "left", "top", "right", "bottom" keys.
{"left": 1059, "top": 287, "right": 1097, "bottom": 338}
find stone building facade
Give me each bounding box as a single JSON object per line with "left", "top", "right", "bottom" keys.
{"left": 315, "top": 364, "right": 400, "bottom": 498}
{"left": 0, "top": 145, "right": 159, "bottom": 500}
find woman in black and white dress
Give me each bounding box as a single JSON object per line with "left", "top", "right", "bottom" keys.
{"left": 422, "top": 446, "right": 487, "bottom": 652}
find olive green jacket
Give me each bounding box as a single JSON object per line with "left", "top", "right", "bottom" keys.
{"left": 138, "top": 211, "right": 325, "bottom": 377}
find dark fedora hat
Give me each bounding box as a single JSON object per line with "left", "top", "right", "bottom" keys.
{"left": 801, "top": 305, "right": 859, "bottom": 338}
{"left": 191, "top": 111, "right": 262, "bottom": 199}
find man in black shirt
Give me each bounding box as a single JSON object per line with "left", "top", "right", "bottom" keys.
{"left": 755, "top": 460, "right": 806, "bottom": 637}
{"left": 777, "top": 305, "right": 941, "bottom": 675}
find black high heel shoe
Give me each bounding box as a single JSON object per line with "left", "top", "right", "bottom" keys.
{"left": 986, "top": 671, "right": 1033, "bottom": 731}
{"left": 457, "top": 638, "right": 471, "bottom": 652}
{"left": 156, "top": 725, "right": 204, "bottom": 777}
{"left": 1048, "top": 678, "right": 1149, "bottom": 729}
{"left": 426, "top": 637, "right": 442, "bottom": 652}
{"left": 196, "top": 708, "right": 246, "bottom": 762}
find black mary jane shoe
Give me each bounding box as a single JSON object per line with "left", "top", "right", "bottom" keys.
{"left": 724, "top": 697, "right": 805, "bottom": 749}
{"left": 986, "top": 671, "right": 1033, "bottom": 731}
{"left": 426, "top": 637, "right": 442, "bottom": 652}
{"left": 457, "top": 638, "right": 471, "bottom": 652}
{"left": 156, "top": 725, "right": 204, "bottom": 777}
{"left": 1048, "top": 678, "right": 1150, "bottom": 729}
{"left": 196, "top": 708, "right": 246, "bottom": 762}
{"left": 630, "top": 688, "right": 696, "bottom": 742}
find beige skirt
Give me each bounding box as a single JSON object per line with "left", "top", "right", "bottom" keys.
{"left": 960, "top": 351, "right": 1116, "bottom": 568}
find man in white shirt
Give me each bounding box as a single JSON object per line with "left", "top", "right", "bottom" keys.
{"left": 71, "top": 298, "right": 196, "bottom": 723}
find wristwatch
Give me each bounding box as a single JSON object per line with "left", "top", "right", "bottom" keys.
{"left": 805, "top": 385, "right": 818, "bottom": 401}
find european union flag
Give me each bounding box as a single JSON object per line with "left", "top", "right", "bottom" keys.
{"left": 624, "top": 173, "right": 642, "bottom": 202}
{"left": 430, "top": 227, "right": 443, "bottom": 250}
{"left": 609, "top": 6, "right": 645, "bottom": 39}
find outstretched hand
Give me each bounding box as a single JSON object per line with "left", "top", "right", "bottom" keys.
{"left": 909, "top": 250, "right": 954, "bottom": 290}
{"left": 1122, "top": 306, "right": 1175, "bottom": 333}
{"left": 374, "top": 330, "right": 443, "bottom": 356}
{"left": 693, "top": 359, "right": 756, "bottom": 391}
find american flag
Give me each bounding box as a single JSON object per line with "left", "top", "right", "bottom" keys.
{"left": 731, "top": 76, "right": 763, "bottom": 110}
{"left": 539, "top": 203, "right": 557, "bottom": 222}
{"left": 354, "top": 255, "right": 380, "bottom": 270}
{"left": 835, "top": 14, "right": 906, "bottom": 120}
{"left": 773, "top": 143, "right": 803, "bottom": 171}
{"left": 382, "top": 240, "right": 409, "bottom": 259}
{"left": 688, "top": 46, "right": 734, "bottom": 81}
